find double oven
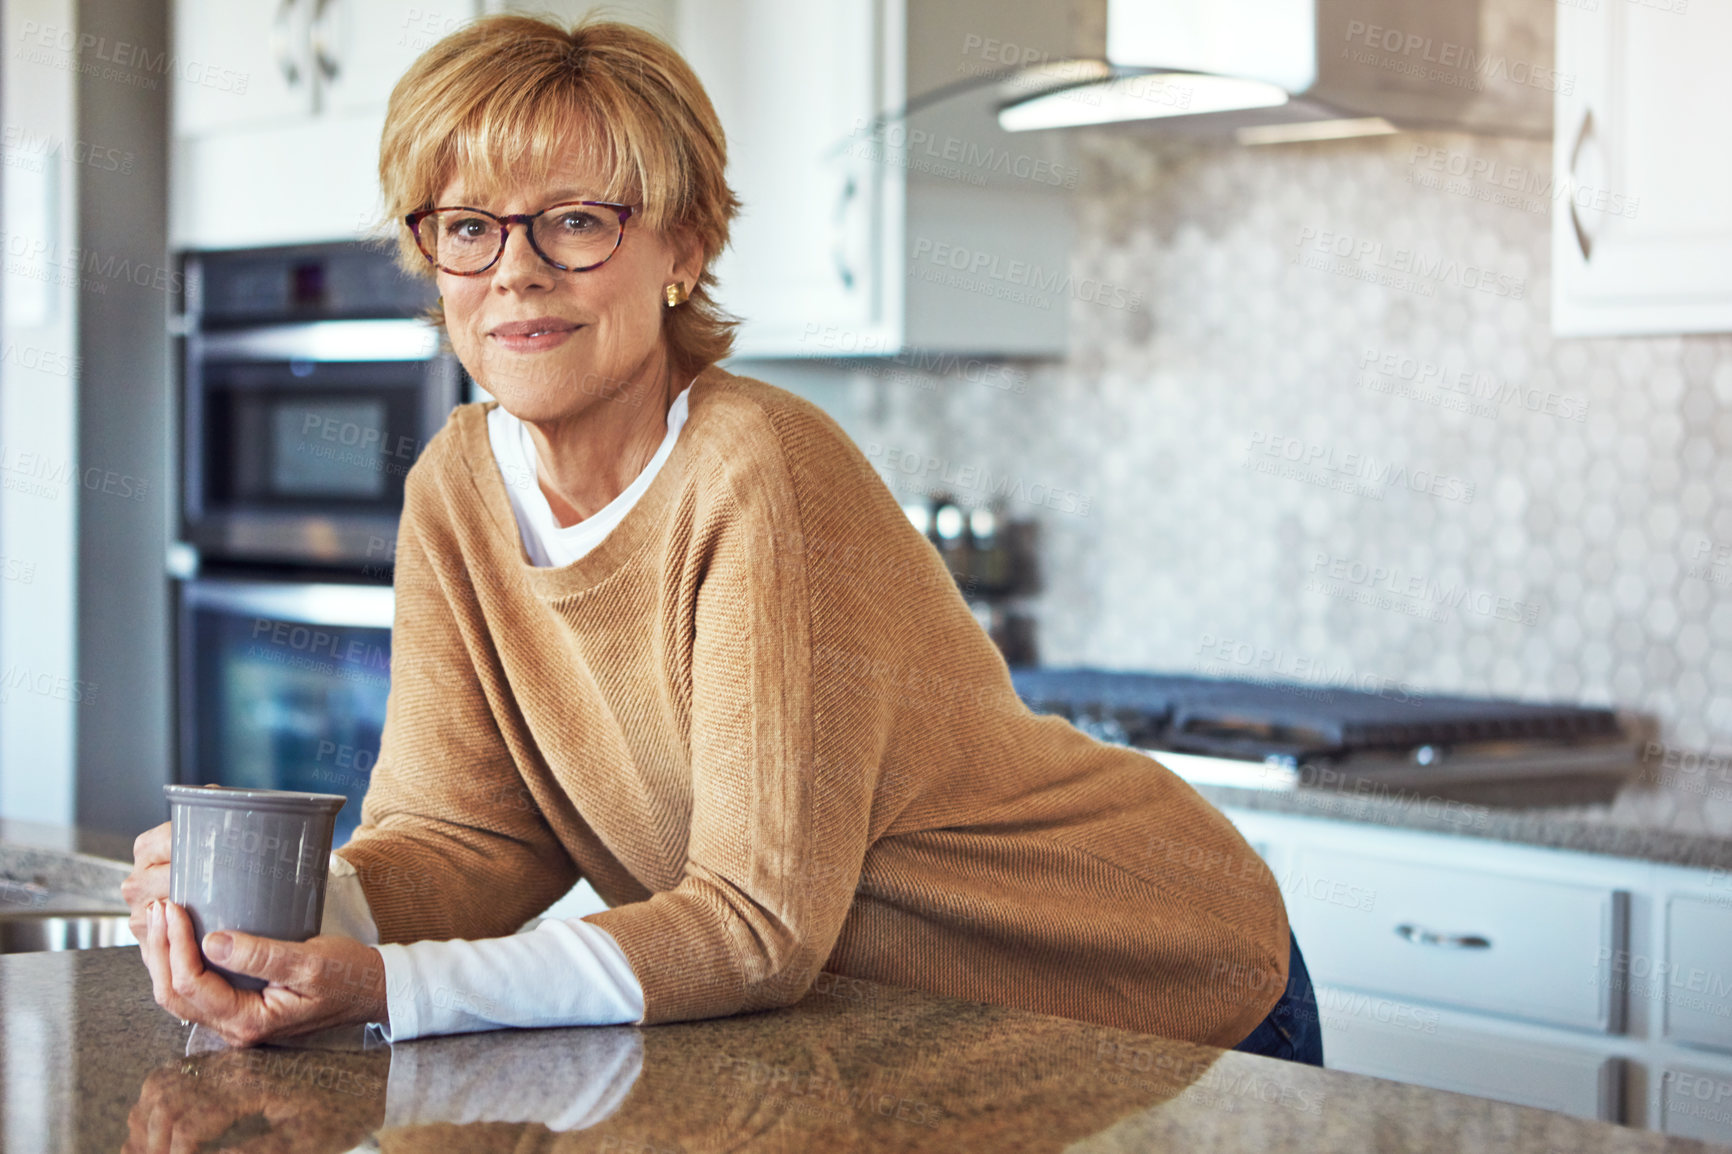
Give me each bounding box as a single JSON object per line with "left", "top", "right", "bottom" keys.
{"left": 174, "top": 243, "right": 463, "bottom": 845}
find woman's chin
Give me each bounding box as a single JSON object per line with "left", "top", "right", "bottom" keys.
{"left": 485, "top": 384, "right": 608, "bottom": 428}
{"left": 479, "top": 360, "right": 657, "bottom": 422}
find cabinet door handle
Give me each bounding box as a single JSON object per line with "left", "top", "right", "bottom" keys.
{"left": 1567, "top": 108, "right": 1598, "bottom": 262}
{"left": 1396, "top": 923, "right": 1491, "bottom": 950}
{"left": 311, "top": 0, "right": 341, "bottom": 84}
{"left": 832, "top": 172, "right": 859, "bottom": 292}
{"left": 272, "top": 0, "right": 302, "bottom": 88}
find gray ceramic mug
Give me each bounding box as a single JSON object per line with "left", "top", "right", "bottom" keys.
{"left": 164, "top": 785, "right": 347, "bottom": 991}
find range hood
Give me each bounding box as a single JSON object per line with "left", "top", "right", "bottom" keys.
{"left": 997, "top": 0, "right": 1555, "bottom": 141}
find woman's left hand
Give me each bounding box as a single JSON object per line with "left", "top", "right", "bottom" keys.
{"left": 141, "top": 898, "right": 388, "bottom": 1047}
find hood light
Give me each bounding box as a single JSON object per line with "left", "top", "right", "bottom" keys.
{"left": 1235, "top": 117, "right": 1399, "bottom": 146}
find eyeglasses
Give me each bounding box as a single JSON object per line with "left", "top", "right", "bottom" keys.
{"left": 405, "top": 200, "right": 636, "bottom": 276}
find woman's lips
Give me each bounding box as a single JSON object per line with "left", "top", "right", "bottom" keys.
{"left": 489, "top": 317, "right": 582, "bottom": 352}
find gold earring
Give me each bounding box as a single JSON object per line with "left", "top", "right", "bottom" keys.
{"left": 664, "top": 282, "right": 689, "bottom": 308}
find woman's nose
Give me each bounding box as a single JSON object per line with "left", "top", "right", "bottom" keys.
{"left": 491, "top": 223, "right": 554, "bottom": 291}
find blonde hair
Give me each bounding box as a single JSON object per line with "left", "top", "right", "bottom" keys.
{"left": 378, "top": 15, "right": 741, "bottom": 373}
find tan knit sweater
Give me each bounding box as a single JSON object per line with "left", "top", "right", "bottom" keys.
{"left": 336, "top": 364, "right": 1290, "bottom": 1046}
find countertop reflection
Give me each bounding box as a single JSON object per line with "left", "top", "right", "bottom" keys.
{"left": 3, "top": 947, "right": 1719, "bottom": 1153}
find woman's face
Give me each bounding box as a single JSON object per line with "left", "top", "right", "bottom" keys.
{"left": 432, "top": 150, "right": 701, "bottom": 425}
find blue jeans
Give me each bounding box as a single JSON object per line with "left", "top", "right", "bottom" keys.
{"left": 1231, "top": 930, "right": 1324, "bottom": 1066}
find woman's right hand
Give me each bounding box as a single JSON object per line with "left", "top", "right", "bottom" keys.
{"left": 123, "top": 821, "right": 171, "bottom": 942}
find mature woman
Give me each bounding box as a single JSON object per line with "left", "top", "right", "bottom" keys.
{"left": 125, "top": 16, "right": 1319, "bottom": 1065}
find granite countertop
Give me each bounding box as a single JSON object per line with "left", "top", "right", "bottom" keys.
{"left": 5, "top": 946, "right": 1723, "bottom": 1154}
{"left": 0, "top": 815, "right": 138, "bottom": 862}
{"left": 0, "top": 818, "right": 133, "bottom": 910}
{"left": 1192, "top": 781, "right": 1732, "bottom": 872}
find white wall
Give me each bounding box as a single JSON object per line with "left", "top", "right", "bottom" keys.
{"left": 1, "top": 0, "right": 82, "bottom": 825}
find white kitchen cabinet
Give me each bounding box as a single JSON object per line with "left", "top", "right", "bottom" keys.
{"left": 1663, "top": 897, "right": 1732, "bottom": 1054}
{"left": 1552, "top": 2, "right": 1732, "bottom": 335}
{"left": 1289, "top": 847, "right": 1626, "bottom": 1034}
{"left": 171, "top": 0, "right": 313, "bottom": 136}
{"left": 170, "top": 0, "right": 484, "bottom": 249}
{"left": 676, "top": 0, "right": 1074, "bottom": 359}
{"left": 173, "top": 0, "right": 474, "bottom": 132}
{"left": 1660, "top": 1066, "right": 1732, "bottom": 1144}
{"left": 1224, "top": 805, "right": 1732, "bottom": 1141}
{"left": 675, "top": 0, "right": 882, "bottom": 356}
{"left": 1318, "top": 992, "right": 1624, "bottom": 1122}
{"left": 319, "top": 0, "right": 475, "bottom": 114}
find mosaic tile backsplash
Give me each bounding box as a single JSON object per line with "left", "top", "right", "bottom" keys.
{"left": 741, "top": 14, "right": 1732, "bottom": 827}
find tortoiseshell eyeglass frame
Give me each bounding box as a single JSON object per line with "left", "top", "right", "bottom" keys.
{"left": 405, "top": 200, "right": 637, "bottom": 276}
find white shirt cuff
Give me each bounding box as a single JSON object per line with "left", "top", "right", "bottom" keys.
{"left": 374, "top": 916, "right": 645, "bottom": 1042}
{"left": 320, "top": 854, "right": 381, "bottom": 945}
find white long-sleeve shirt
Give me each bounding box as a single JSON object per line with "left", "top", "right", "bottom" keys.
{"left": 321, "top": 384, "right": 692, "bottom": 1041}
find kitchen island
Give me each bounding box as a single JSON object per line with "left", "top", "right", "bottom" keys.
{"left": 3, "top": 945, "right": 1721, "bottom": 1153}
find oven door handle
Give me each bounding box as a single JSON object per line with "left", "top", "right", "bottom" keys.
{"left": 193, "top": 320, "right": 441, "bottom": 363}
{"left": 181, "top": 580, "right": 395, "bottom": 629}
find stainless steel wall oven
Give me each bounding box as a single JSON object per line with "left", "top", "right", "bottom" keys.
{"left": 181, "top": 244, "right": 457, "bottom": 567}
{"left": 174, "top": 243, "right": 455, "bottom": 841}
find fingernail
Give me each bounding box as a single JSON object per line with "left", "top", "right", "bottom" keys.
{"left": 148, "top": 901, "right": 160, "bottom": 928}
{"left": 204, "top": 932, "right": 232, "bottom": 962}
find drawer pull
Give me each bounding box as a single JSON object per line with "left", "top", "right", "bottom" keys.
{"left": 1396, "top": 923, "right": 1491, "bottom": 950}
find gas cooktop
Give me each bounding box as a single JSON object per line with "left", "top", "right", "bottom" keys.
{"left": 1009, "top": 667, "right": 1643, "bottom": 805}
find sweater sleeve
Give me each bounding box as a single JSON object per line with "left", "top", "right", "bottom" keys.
{"left": 335, "top": 470, "right": 580, "bottom": 943}
{"left": 583, "top": 444, "right": 879, "bottom": 1024}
